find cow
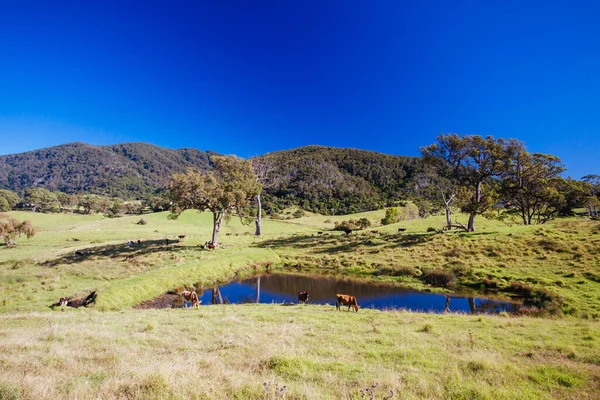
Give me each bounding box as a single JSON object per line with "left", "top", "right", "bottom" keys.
{"left": 181, "top": 290, "right": 201, "bottom": 309}
{"left": 298, "top": 291, "right": 310, "bottom": 304}
{"left": 398, "top": 228, "right": 407, "bottom": 233}
{"left": 178, "top": 235, "right": 186, "bottom": 240}
{"left": 336, "top": 294, "right": 360, "bottom": 312}
{"left": 59, "top": 297, "right": 69, "bottom": 306}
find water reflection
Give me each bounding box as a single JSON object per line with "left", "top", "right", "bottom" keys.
{"left": 196, "top": 273, "right": 521, "bottom": 314}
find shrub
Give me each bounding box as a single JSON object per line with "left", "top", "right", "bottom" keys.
{"left": 381, "top": 208, "right": 399, "bottom": 225}
{"left": 324, "top": 219, "right": 332, "bottom": 223}
{"left": 421, "top": 268, "right": 455, "bottom": 287}
{"left": 137, "top": 218, "right": 148, "bottom": 225}
{"left": 293, "top": 209, "right": 307, "bottom": 218}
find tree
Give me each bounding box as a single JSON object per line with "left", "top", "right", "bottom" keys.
{"left": 78, "top": 195, "right": 100, "bottom": 214}
{"left": 251, "top": 157, "right": 277, "bottom": 236}
{"left": 25, "top": 188, "right": 59, "bottom": 213}
{"left": 56, "top": 192, "right": 79, "bottom": 214}
{"left": 168, "top": 156, "right": 261, "bottom": 245}
{"left": 0, "top": 213, "right": 36, "bottom": 246}
{"left": 582, "top": 174, "right": 600, "bottom": 196}
{"left": 421, "top": 136, "right": 469, "bottom": 229}
{"left": 499, "top": 145, "right": 566, "bottom": 225}
{"left": 422, "top": 134, "right": 510, "bottom": 231}
{"left": 381, "top": 207, "right": 399, "bottom": 225}
{"left": 584, "top": 196, "right": 600, "bottom": 217}
{"left": 0, "top": 190, "right": 20, "bottom": 212}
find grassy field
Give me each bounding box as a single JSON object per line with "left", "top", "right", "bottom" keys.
{"left": 1, "top": 209, "right": 600, "bottom": 399}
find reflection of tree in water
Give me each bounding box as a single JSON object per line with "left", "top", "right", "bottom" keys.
{"left": 443, "top": 295, "right": 521, "bottom": 314}
{"left": 241, "top": 273, "right": 418, "bottom": 302}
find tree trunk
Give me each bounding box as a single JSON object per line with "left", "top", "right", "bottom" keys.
{"left": 255, "top": 193, "right": 262, "bottom": 236}
{"left": 444, "top": 204, "right": 452, "bottom": 229}
{"left": 211, "top": 210, "right": 224, "bottom": 245}
{"left": 440, "top": 191, "right": 454, "bottom": 229}
{"left": 467, "top": 212, "right": 476, "bottom": 232}
{"left": 467, "top": 182, "right": 482, "bottom": 232}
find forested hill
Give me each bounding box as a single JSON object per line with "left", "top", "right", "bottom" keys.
{"left": 254, "top": 146, "right": 421, "bottom": 214}
{"left": 0, "top": 143, "right": 421, "bottom": 212}
{"left": 0, "top": 142, "right": 214, "bottom": 199}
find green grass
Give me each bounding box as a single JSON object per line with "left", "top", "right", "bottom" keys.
{"left": 1, "top": 209, "right": 600, "bottom": 398}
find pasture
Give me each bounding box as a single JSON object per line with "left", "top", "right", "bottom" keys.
{"left": 1, "top": 210, "right": 599, "bottom": 399}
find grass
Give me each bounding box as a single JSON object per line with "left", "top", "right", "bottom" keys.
{"left": 0, "top": 307, "right": 598, "bottom": 399}
{"left": 1, "top": 209, "right": 600, "bottom": 398}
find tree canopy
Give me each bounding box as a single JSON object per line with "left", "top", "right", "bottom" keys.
{"left": 168, "top": 155, "right": 261, "bottom": 245}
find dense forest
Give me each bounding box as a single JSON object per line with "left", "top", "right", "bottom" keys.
{"left": 253, "top": 146, "right": 421, "bottom": 214}
{"left": 0, "top": 142, "right": 214, "bottom": 199}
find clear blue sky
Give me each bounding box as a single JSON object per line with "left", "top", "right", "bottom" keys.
{"left": 1, "top": 1, "right": 598, "bottom": 178}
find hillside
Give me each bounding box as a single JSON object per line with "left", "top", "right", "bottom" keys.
{"left": 0, "top": 142, "right": 214, "bottom": 199}
{"left": 254, "top": 146, "right": 421, "bottom": 214}
{"left": 0, "top": 143, "right": 422, "bottom": 213}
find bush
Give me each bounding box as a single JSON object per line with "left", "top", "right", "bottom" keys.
{"left": 357, "top": 218, "right": 371, "bottom": 229}
{"left": 293, "top": 209, "right": 307, "bottom": 218}
{"left": 324, "top": 219, "right": 332, "bottom": 223}
{"left": 137, "top": 218, "right": 148, "bottom": 225}
{"left": 381, "top": 208, "right": 399, "bottom": 225}
{"left": 421, "top": 268, "right": 456, "bottom": 287}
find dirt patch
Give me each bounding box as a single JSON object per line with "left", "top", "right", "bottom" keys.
{"left": 135, "top": 293, "right": 182, "bottom": 309}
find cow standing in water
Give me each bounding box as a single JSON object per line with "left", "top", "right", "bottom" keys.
{"left": 181, "top": 290, "right": 201, "bottom": 309}
{"left": 336, "top": 294, "right": 360, "bottom": 312}
{"left": 298, "top": 291, "right": 310, "bottom": 304}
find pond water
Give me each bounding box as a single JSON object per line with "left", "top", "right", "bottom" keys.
{"left": 187, "top": 273, "right": 522, "bottom": 314}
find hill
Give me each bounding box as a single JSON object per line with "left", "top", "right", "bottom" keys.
{"left": 0, "top": 143, "right": 421, "bottom": 213}
{"left": 254, "top": 146, "right": 421, "bottom": 214}
{"left": 0, "top": 142, "right": 214, "bottom": 199}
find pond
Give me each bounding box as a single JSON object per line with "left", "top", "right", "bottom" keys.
{"left": 140, "top": 272, "right": 523, "bottom": 314}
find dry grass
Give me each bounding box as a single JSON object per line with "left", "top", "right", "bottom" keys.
{"left": 0, "top": 307, "right": 599, "bottom": 399}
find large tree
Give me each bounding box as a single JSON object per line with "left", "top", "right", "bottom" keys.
{"left": 25, "top": 188, "right": 59, "bottom": 213}
{"left": 0, "top": 189, "right": 20, "bottom": 212}
{"left": 56, "top": 192, "right": 80, "bottom": 214}
{"left": 422, "top": 134, "right": 509, "bottom": 231}
{"left": 0, "top": 213, "right": 36, "bottom": 246}
{"left": 421, "top": 135, "right": 470, "bottom": 229}
{"left": 168, "top": 155, "right": 261, "bottom": 245}
{"left": 499, "top": 144, "right": 566, "bottom": 225}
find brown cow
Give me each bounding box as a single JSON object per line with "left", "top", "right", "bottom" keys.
{"left": 298, "top": 291, "right": 310, "bottom": 304}
{"left": 181, "top": 290, "right": 201, "bottom": 309}
{"left": 336, "top": 294, "right": 360, "bottom": 312}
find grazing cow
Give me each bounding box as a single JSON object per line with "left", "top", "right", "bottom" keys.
{"left": 181, "top": 290, "right": 201, "bottom": 309}
{"left": 178, "top": 235, "right": 186, "bottom": 239}
{"left": 298, "top": 291, "right": 310, "bottom": 304}
{"left": 59, "top": 297, "right": 69, "bottom": 306}
{"left": 370, "top": 230, "right": 379, "bottom": 234}
{"left": 336, "top": 294, "right": 360, "bottom": 312}
{"left": 317, "top": 232, "right": 323, "bottom": 235}
{"left": 398, "top": 228, "right": 406, "bottom": 233}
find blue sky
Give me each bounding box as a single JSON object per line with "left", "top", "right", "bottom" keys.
{"left": 1, "top": 1, "right": 598, "bottom": 178}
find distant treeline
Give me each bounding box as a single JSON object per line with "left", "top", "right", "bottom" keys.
{"left": 0, "top": 187, "right": 169, "bottom": 216}
{"left": 0, "top": 141, "right": 598, "bottom": 219}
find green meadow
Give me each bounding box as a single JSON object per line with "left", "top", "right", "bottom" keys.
{"left": 1, "top": 210, "right": 599, "bottom": 399}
